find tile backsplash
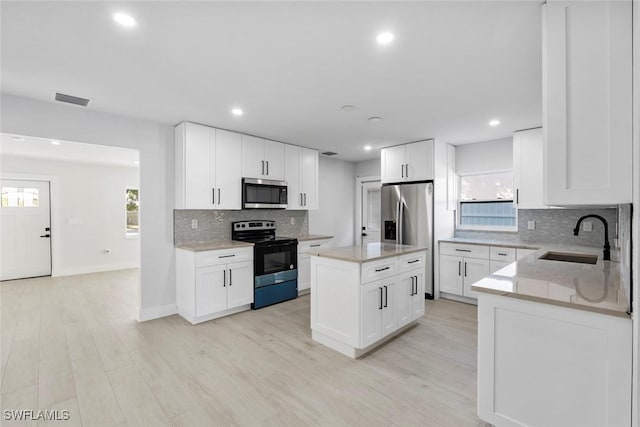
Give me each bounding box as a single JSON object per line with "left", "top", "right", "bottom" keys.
{"left": 455, "top": 207, "right": 620, "bottom": 248}
{"left": 174, "top": 210, "right": 309, "bottom": 245}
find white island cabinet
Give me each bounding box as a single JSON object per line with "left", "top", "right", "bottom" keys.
{"left": 310, "top": 243, "right": 427, "bottom": 358}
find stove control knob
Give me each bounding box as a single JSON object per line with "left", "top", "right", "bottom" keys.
{"left": 290, "top": 264, "right": 294, "bottom": 269}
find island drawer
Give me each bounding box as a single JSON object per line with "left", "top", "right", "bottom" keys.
{"left": 299, "top": 239, "right": 332, "bottom": 254}
{"left": 398, "top": 252, "right": 426, "bottom": 272}
{"left": 489, "top": 247, "right": 516, "bottom": 262}
{"left": 361, "top": 257, "right": 398, "bottom": 283}
{"left": 195, "top": 247, "right": 253, "bottom": 268}
{"left": 440, "top": 242, "right": 490, "bottom": 259}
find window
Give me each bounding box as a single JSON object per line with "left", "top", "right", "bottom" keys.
{"left": 1, "top": 187, "right": 39, "bottom": 207}
{"left": 126, "top": 188, "right": 139, "bottom": 236}
{"left": 458, "top": 172, "right": 516, "bottom": 229}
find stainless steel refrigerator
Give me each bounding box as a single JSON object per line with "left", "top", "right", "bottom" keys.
{"left": 381, "top": 181, "right": 434, "bottom": 298}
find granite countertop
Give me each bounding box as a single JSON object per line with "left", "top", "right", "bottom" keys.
{"left": 289, "top": 234, "right": 333, "bottom": 242}
{"left": 175, "top": 240, "right": 254, "bottom": 252}
{"left": 311, "top": 242, "right": 427, "bottom": 263}
{"left": 439, "top": 237, "right": 541, "bottom": 250}
{"left": 471, "top": 244, "right": 630, "bottom": 318}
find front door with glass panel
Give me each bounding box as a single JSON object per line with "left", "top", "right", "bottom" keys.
{"left": 0, "top": 179, "right": 52, "bottom": 280}
{"left": 361, "top": 181, "right": 381, "bottom": 245}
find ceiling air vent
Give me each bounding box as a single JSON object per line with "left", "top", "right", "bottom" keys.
{"left": 55, "top": 92, "right": 90, "bottom": 107}
{"left": 321, "top": 151, "right": 338, "bottom": 156}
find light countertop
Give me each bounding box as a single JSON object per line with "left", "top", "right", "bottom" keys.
{"left": 310, "top": 242, "right": 427, "bottom": 263}
{"left": 175, "top": 240, "right": 254, "bottom": 252}
{"left": 439, "top": 237, "right": 541, "bottom": 250}
{"left": 471, "top": 244, "right": 630, "bottom": 318}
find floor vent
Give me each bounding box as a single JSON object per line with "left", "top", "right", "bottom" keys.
{"left": 321, "top": 151, "right": 338, "bottom": 156}
{"left": 55, "top": 92, "right": 91, "bottom": 107}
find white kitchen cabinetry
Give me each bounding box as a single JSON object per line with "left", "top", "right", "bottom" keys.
{"left": 285, "top": 145, "right": 319, "bottom": 210}
{"left": 242, "top": 135, "right": 285, "bottom": 181}
{"left": 543, "top": 0, "right": 632, "bottom": 205}
{"left": 381, "top": 140, "right": 434, "bottom": 184}
{"left": 513, "top": 128, "right": 545, "bottom": 209}
{"left": 310, "top": 250, "right": 427, "bottom": 358}
{"left": 297, "top": 238, "right": 333, "bottom": 293}
{"left": 175, "top": 122, "right": 242, "bottom": 209}
{"left": 439, "top": 254, "right": 490, "bottom": 300}
{"left": 478, "top": 293, "right": 631, "bottom": 426}
{"left": 446, "top": 144, "right": 456, "bottom": 211}
{"left": 176, "top": 247, "right": 253, "bottom": 324}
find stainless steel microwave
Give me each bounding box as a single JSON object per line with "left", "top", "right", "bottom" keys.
{"left": 242, "top": 178, "right": 288, "bottom": 209}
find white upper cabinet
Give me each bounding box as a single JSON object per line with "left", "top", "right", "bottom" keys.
{"left": 242, "top": 135, "right": 285, "bottom": 181}
{"left": 543, "top": 0, "right": 632, "bottom": 205}
{"left": 446, "top": 144, "right": 456, "bottom": 211}
{"left": 381, "top": 140, "right": 434, "bottom": 184}
{"left": 175, "top": 122, "right": 242, "bottom": 210}
{"left": 513, "top": 128, "right": 545, "bottom": 209}
{"left": 284, "top": 145, "right": 318, "bottom": 210}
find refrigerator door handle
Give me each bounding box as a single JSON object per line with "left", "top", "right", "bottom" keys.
{"left": 398, "top": 202, "right": 404, "bottom": 245}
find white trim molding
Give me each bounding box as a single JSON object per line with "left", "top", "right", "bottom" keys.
{"left": 54, "top": 262, "right": 140, "bottom": 278}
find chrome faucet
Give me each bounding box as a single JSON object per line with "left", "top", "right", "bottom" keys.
{"left": 573, "top": 214, "right": 611, "bottom": 261}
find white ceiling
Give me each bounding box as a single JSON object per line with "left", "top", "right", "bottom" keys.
{"left": 0, "top": 1, "right": 542, "bottom": 162}
{"left": 0, "top": 133, "right": 140, "bottom": 167}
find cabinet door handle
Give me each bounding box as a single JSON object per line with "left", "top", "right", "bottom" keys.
{"left": 383, "top": 285, "right": 388, "bottom": 307}
{"left": 218, "top": 189, "right": 221, "bottom": 205}
{"left": 379, "top": 287, "right": 383, "bottom": 309}
{"left": 212, "top": 188, "right": 215, "bottom": 204}
{"left": 218, "top": 254, "right": 236, "bottom": 258}
{"left": 401, "top": 164, "right": 404, "bottom": 178}
{"left": 310, "top": 244, "right": 321, "bottom": 247}
{"left": 223, "top": 269, "right": 226, "bottom": 287}
{"left": 464, "top": 262, "right": 467, "bottom": 277}
{"left": 516, "top": 188, "right": 519, "bottom": 204}
{"left": 408, "top": 259, "right": 420, "bottom": 264}
{"left": 266, "top": 161, "right": 269, "bottom": 175}
{"left": 261, "top": 160, "right": 265, "bottom": 175}
{"left": 458, "top": 261, "right": 461, "bottom": 276}
{"left": 303, "top": 193, "right": 307, "bottom": 206}
{"left": 498, "top": 252, "right": 507, "bottom": 256}
{"left": 405, "top": 164, "right": 409, "bottom": 177}
{"left": 410, "top": 276, "right": 415, "bottom": 295}
{"left": 300, "top": 193, "right": 303, "bottom": 206}
{"left": 414, "top": 276, "right": 418, "bottom": 295}
{"left": 229, "top": 269, "right": 232, "bottom": 286}
{"left": 375, "top": 266, "right": 390, "bottom": 272}
{"left": 455, "top": 249, "right": 471, "bottom": 252}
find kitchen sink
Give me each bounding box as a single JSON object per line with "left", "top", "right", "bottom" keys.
{"left": 538, "top": 251, "right": 598, "bottom": 265}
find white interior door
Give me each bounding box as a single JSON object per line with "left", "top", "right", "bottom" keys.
{"left": 0, "top": 179, "right": 52, "bottom": 281}
{"left": 361, "top": 180, "right": 381, "bottom": 245}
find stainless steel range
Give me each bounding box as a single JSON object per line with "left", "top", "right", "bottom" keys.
{"left": 232, "top": 221, "right": 298, "bottom": 309}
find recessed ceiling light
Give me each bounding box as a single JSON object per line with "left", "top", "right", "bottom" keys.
{"left": 231, "top": 108, "right": 244, "bottom": 116}
{"left": 376, "top": 32, "right": 394, "bottom": 45}
{"left": 364, "top": 145, "right": 372, "bottom": 151}
{"left": 51, "top": 140, "right": 61, "bottom": 146}
{"left": 11, "top": 136, "right": 24, "bottom": 141}
{"left": 340, "top": 105, "right": 355, "bottom": 112}
{"left": 113, "top": 13, "right": 137, "bottom": 28}
{"left": 368, "top": 116, "right": 383, "bottom": 123}
{"left": 489, "top": 119, "right": 500, "bottom": 127}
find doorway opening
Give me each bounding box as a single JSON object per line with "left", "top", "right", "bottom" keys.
{"left": 356, "top": 176, "right": 381, "bottom": 245}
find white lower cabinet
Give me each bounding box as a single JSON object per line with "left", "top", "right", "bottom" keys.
{"left": 311, "top": 250, "right": 427, "bottom": 358}
{"left": 176, "top": 247, "right": 253, "bottom": 324}
{"left": 461, "top": 258, "right": 491, "bottom": 298}
{"left": 298, "top": 238, "right": 333, "bottom": 293}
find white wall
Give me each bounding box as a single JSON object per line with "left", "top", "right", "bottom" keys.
{"left": 1, "top": 154, "right": 140, "bottom": 276}
{"left": 455, "top": 137, "right": 513, "bottom": 175}
{"left": 0, "top": 94, "right": 175, "bottom": 321}
{"left": 309, "top": 156, "right": 356, "bottom": 247}
{"left": 355, "top": 158, "right": 380, "bottom": 177}
{"left": 632, "top": 0, "right": 639, "bottom": 422}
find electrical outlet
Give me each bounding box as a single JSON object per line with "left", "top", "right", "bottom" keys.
{"left": 290, "top": 217, "right": 295, "bottom": 225}
{"left": 527, "top": 221, "right": 536, "bottom": 230}
{"left": 583, "top": 221, "right": 592, "bottom": 232}
{"left": 191, "top": 219, "right": 198, "bottom": 229}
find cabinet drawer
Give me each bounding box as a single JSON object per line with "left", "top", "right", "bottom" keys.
{"left": 195, "top": 247, "right": 253, "bottom": 268}
{"left": 440, "top": 242, "right": 489, "bottom": 259}
{"left": 398, "top": 252, "right": 426, "bottom": 272}
{"left": 489, "top": 247, "right": 516, "bottom": 262}
{"left": 298, "top": 239, "right": 332, "bottom": 254}
{"left": 361, "top": 257, "right": 398, "bottom": 283}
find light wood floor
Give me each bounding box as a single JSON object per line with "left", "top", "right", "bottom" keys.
{"left": 1, "top": 269, "right": 486, "bottom": 426}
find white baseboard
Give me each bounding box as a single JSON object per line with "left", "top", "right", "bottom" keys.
{"left": 53, "top": 261, "right": 140, "bottom": 277}
{"left": 137, "top": 303, "right": 178, "bottom": 322}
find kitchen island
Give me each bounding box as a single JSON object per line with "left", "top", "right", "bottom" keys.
{"left": 310, "top": 242, "right": 427, "bottom": 358}
{"left": 472, "top": 245, "right": 631, "bottom": 427}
